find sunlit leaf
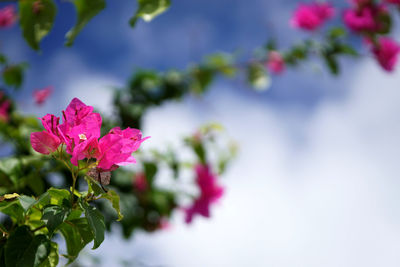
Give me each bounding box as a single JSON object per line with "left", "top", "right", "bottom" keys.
{"left": 130, "top": 0, "right": 170, "bottom": 27}
{"left": 65, "top": 0, "right": 106, "bottom": 46}
{"left": 18, "top": 0, "right": 57, "bottom": 50}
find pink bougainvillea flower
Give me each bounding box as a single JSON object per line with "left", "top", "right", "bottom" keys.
{"left": 184, "top": 164, "right": 224, "bottom": 224}
{"left": 266, "top": 51, "right": 286, "bottom": 74}
{"left": 343, "top": 5, "right": 388, "bottom": 33}
{"left": 33, "top": 86, "right": 52, "bottom": 105}
{"left": 30, "top": 131, "right": 61, "bottom": 155}
{"left": 290, "top": 2, "right": 335, "bottom": 31}
{"left": 0, "top": 6, "right": 17, "bottom": 28}
{"left": 96, "top": 127, "right": 149, "bottom": 171}
{"left": 58, "top": 98, "right": 102, "bottom": 155}
{"left": 133, "top": 172, "right": 148, "bottom": 192}
{"left": 0, "top": 100, "right": 10, "bottom": 122}
{"left": 70, "top": 137, "right": 101, "bottom": 166}
{"left": 371, "top": 37, "right": 400, "bottom": 72}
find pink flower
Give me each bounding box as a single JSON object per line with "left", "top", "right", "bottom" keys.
{"left": 184, "top": 164, "right": 224, "bottom": 224}
{"left": 290, "top": 2, "right": 335, "bottom": 31}
{"left": 371, "top": 37, "right": 400, "bottom": 72}
{"left": 343, "top": 5, "right": 388, "bottom": 33}
{"left": 133, "top": 172, "right": 148, "bottom": 192}
{"left": 266, "top": 51, "right": 286, "bottom": 74}
{"left": 30, "top": 131, "right": 61, "bottom": 155}
{"left": 58, "top": 98, "right": 102, "bottom": 155}
{"left": 31, "top": 114, "right": 62, "bottom": 154}
{"left": 30, "top": 98, "right": 148, "bottom": 172}
{"left": 96, "top": 127, "right": 149, "bottom": 171}
{"left": 0, "top": 100, "right": 10, "bottom": 122}
{"left": 33, "top": 86, "right": 52, "bottom": 105}
{"left": 0, "top": 6, "right": 17, "bottom": 28}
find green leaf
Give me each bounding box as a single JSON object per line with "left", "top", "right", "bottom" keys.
{"left": 41, "top": 199, "right": 71, "bottom": 235}
{"left": 0, "top": 198, "right": 25, "bottom": 223}
{"left": 79, "top": 198, "right": 105, "bottom": 249}
{"left": 18, "top": 195, "right": 36, "bottom": 213}
{"left": 143, "top": 161, "right": 157, "bottom": 185}
{"left": 65, "top": 0, "right": 106, "bottom": 46}
{"left": 37, "top": 242, "right": 58, "bottom": 267}
{"left": 3, "top": 64, "right": 25, "bottom": 89}
{"left": 47, "top": 188, "right": 70, "bottom": 205}
{"left": 323, "top": 54, "right": 339, "bottom": 75}
{"left": 18, "top": 0, "right": 57, "bottom": 50}
{"left": 328, "top": 27, "right": 346, "bottom": 39}
{"left": 59, "top": 218, "right": 93, "bottom": 263}
{"left": 247, "top": 62, "right": 270, "bottom": 91}
{"left": 4, "top": 226, "right": 51, "bottom": 267}
{"left": 102, "top": 190, "right": 123, "bottom": 221}
{"left": 130, "top": 0, "right": 171, "bottom": 27}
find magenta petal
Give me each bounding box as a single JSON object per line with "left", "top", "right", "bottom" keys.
{"left": 30, "top": 131, "right": 61, "bottom": 155}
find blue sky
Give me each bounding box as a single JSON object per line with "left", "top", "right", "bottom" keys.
{"left": 3, "top": 0, "right": 400, "bottom": 266}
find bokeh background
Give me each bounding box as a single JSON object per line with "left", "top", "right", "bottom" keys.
{"left": 2, "top": 0, "right": 400, "bottom": 266}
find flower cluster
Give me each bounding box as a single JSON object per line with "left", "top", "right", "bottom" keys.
{"left": 343, "top": 0, "right": 389, "bottom": 33}
{"left": 30, "top": 98, "right": 148, "bottom": 171}
{"left": 0, "top": 6, "right": 17, "bottom": 29}
{"left": 184, "top": 164, "right": 224, "bottom": 224}
{"left": 290, "top": 2, "right": 335, "bottom": 31}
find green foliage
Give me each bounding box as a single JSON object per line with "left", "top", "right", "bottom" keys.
{"left": 41, "top": 199, "right": 71, "bottom": 235}
{"left": 130, "top": 0, "right": 171, "bottom": 27}
{"left": 65, "top": 0, "right": 106, "bottom": 46}
{"left": 247, "top": 62, "right": 270, "bottom": 91}
{"left": 18, "top": 0, "right": 57, "bottom": 50}
{"left": 2, "top": 64, "right": 27, "bottom": 89}
{"left": 78, "top": 198, "right": 105, "bottom": 249}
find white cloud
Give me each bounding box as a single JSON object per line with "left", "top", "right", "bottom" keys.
{"left": 91, "top": 58, "right": 400, "bottom": 267}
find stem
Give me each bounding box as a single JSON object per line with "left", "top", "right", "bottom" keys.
{"left": 70, "top": 170, "right": 77, "bottom": 204}
{"left": 32, "top": 225, "right": 46, "bottom": 233}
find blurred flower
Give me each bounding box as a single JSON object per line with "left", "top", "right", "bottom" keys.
{"left": 266, "top": 51, "right": 286, "bottom": 74}
{"left": 33, "top": 86, "right": 53, "bottom": 105}
{"left": 290, "top": 2, "right": 335, "bottom": 31}
{"left": 0, "top": 6, "right": 17, "bottom": 28}
{"left": 371, "top": 37, "right": 400, "bottom": 72}
{"left": 133, "top": 172, "right": 148, "bottom": 192}
{"left": 184, "top": 164, "right": 224, "bottom": 224}
{"left": 0, "top": 99, "right": 10, "bottom": 122}
{"left": 383, "top": 0, "right": 400, "bottom": 4}
{"left": 343, "top": 4, "right": 388, "bottom": 33}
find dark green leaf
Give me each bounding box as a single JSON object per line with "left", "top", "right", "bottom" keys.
{"left": 143, "top": 162, "right": 157, "bottom": 185}
{"left": 130, "top": 0, "right": 171, "bottom": 27}
{"left": 328, "top": 27, "right": 346, "bottom": 39}
{"left": 79, "top": 198, "right": 105, "bottom": 249}
{"left": 18, "top": 0, "right": 57, "bottom": 50}
{"left": 4, "top": 226, "right": 51, "bottom": 267}
{"left": 323, "top": 54, "right": 339, "bottom": 75}
{"left": 3, "top": 65, "right": 25, "bottom": 89}
{"left": 41, "top": 199, "right": 71, "bottom": 235}
{"left": 65, "top": 0, "right": 106, "bottom": 46}
{"left": 59, "top": 218, "right": 93, "bottom": 263}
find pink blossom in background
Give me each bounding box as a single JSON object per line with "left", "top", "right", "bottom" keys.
{"left": 371, "top": 38, "right": 400, "bottom": 72}
{"left": 266, "top": 51, "right": 286, "bottom": 74}
{"left": 0, "top": 100, "right": 10, "bottom": 122}
{"left": 158, "top": 218, "right": 170, "bottom": 230}
{"left": 33, "top": 86, "right": 53, "bottom": 105}
{"left": 133, "top": 172, "right": 148, "bottom": 192}
{"left": 290, "top": 2, "right": 335, "bottom": 31}
{"left": 184, "top": 164, "right": 224, "bottom": 224}
{"left": 351, "top": 0, "right": 373, "bottom": 6}
{"left": 0, "top": 6, "right": 17, "bottom": 28}
{"left": 343, "top": 5, "right": 388, "bottom": 33}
